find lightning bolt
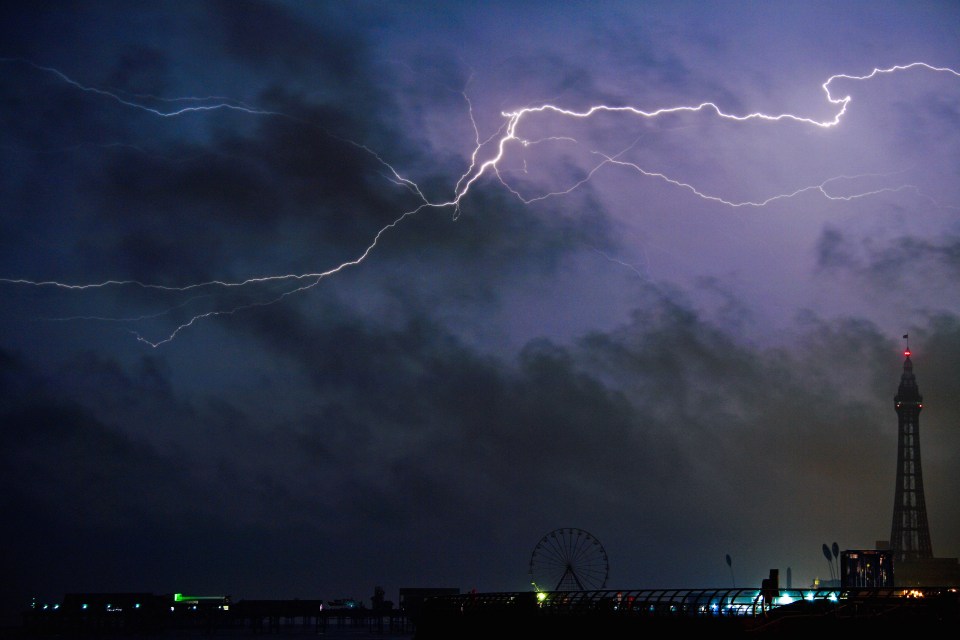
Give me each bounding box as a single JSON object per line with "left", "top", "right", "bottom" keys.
{"left": 1, "top": 59, "right": 958, "bottom": 346}
{"left": 0, "top": 57, "right": 284, "bottom": 118}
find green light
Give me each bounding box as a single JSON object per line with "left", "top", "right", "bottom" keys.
{"left": 174, "top": 593, "right": 225, "bottom": 602}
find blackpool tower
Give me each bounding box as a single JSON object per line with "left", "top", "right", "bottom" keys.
{"left": 889, "top": 337, "right": 933, "bottom": 562}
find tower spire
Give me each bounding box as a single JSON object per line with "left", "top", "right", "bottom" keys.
{"left": 889, "top": 339, "right": 933, "bottom": 562}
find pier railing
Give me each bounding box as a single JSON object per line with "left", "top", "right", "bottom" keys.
{"left": 428, "top": 586, "right": 957, "bottom": 616}
{"left": 413, "top": 586, "right": 959, "bottom": 636}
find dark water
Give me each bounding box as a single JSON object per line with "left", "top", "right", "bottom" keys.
{"left": 1, "top": 628, "right": 415, "bottom": 640}
{"left": 2, "top": 618, "right": 416, "bottom": 639}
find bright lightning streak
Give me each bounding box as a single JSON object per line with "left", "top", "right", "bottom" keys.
{"left": 495, "top": 62, "right": 960, "bottom": 131}
{"left": 131, "top": 202, "right": 446, "bottom": 347}
{"left": 2, "top": 60, "right": 958, "bottom": 346}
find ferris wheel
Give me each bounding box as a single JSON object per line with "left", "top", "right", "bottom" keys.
{"left": 529, "top": 527, "right": 609, "bottom": 592}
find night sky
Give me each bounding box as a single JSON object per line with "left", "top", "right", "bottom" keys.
{"left": 2, "top": 0, "right": 959, "bottom": 623}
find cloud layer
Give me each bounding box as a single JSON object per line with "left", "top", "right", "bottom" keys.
{"left": 1, "top": 0, "right": 958, "bottom": 623}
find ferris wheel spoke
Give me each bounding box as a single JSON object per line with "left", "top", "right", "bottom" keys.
{"left": 530, "top": 527, "right": 609, "bottom": 592}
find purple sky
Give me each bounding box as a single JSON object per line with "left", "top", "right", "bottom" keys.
{"left": 2, "top": 0, "right": 959, "bottom": 621}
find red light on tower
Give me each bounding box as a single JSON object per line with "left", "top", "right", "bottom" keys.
{"left": 905, "top": 349, "right": 911, "bottom": 357}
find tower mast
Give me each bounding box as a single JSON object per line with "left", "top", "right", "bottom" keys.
{"left": 889, "top": 335, "right": 933, "bottom": 562}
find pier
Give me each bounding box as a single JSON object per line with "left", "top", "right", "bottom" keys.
{"left": 21, "top": 594, "right": 414, "bottom": 637}
{"left": 413, "top": 586, "right": 960, "bottom": 637}
{"left": 18, "top": 585, "right": 960, "bottom": 637}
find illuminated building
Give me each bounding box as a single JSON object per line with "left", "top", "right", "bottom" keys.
{"left": 840, "top": 550, "right": 893, "bottom": 588}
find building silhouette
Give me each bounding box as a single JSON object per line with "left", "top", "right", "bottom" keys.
{"left": 884, "top": 337, "right": 959, "bottom": 587}
{"left": 889, "top": 340, "right": 933, "bottom": 562}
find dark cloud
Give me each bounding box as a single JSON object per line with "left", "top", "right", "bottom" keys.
{"left": 2, "top": 1, "right": 959, "bottom": 627}
{"left": 817, "top": 225, "right": 960, "bottom": 289}
{"left": 815, "top": 226, "right": 858, "bottom": 270}
{"left": 867, "top": 236, "right": 960, "bottom": 283}
{"left": 3, "top": 292, "right": 959, "bottom": 611}
{"left": 211, "top": 0, "right": 369, "bottom": 87}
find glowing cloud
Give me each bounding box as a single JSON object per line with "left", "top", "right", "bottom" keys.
{"left": 1, "top": 59, "right": 958, "bottom": 346}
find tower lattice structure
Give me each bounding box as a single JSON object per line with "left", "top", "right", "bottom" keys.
{"left": 889, "top": 343, "right": 933, "bottom": 562}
